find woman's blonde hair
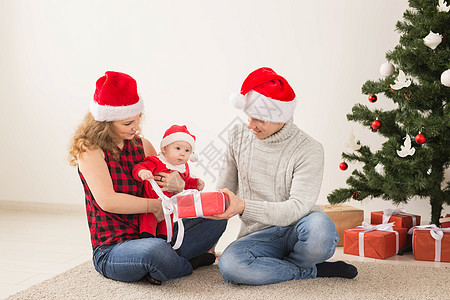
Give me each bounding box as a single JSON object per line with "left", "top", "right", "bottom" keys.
{"left": 68, "top": 112, "right": 140, "bottom": 166}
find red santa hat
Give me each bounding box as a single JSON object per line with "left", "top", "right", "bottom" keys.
{"left": 90, "top": 71, "right": 144, "bottom": 121}
{"left": 160, "top": 125, "right": 198, "bottom": 162}
{"left": 229, "top": 67, "right": 296, "bottom": 123}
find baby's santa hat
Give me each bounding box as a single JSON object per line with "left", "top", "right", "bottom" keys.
{"left": 230, "top": 67, "right": 296, "bottom": 123}
{"left": 160, "top": 125, "right": 198, "bottom": 162}
{"left": 90, "top": 71, "right": 144, "bottom": 121}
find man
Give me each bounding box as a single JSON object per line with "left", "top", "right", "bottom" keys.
{"left": 210, "top": 67, "right": 357, "bottom": 285}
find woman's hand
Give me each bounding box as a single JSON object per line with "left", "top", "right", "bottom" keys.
{"left": 207, "top": 188, "right": 245, "bottom": 220}
{"left": 155, "top": 171, "right": 185, "bottom": 194}
{"left": 148, "top": 198, "right": 165, "bottom": 222}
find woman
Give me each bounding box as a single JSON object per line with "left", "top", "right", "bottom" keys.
{"left": 69, "top": 71, "right": 226, "bottom": 285}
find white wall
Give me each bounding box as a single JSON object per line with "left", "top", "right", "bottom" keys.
{"left": 0, "top": 0, "right": 447, "bottom": 223}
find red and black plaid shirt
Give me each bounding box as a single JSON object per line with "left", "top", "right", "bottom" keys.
{"left": 79, "top": 137, "right": 145, "bottom": 249}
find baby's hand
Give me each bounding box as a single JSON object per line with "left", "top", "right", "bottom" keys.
{"left": 197, "top": 179, "right": 205, "bottom": 191}
{"left": 138, "top": 170, "right": 154, "bottom": 181}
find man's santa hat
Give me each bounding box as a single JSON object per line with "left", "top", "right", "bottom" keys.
{"left": 229, "top": 67, "right": 296, "bottom": 123}
{"left": 160, "top": 125, "right": 198, "bottom": 162}
{"left": 90, "top": 71, "right": 144, "bottom": 121}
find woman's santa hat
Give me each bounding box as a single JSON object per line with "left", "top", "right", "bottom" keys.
{"left": 90, "top": 71, "right": 144, "bottom": 121}
{"left": 160, "top": 125, "right": 198, "bottom": 162}
{"left": 230, "top": 67, "right": 296, "bottom": 123}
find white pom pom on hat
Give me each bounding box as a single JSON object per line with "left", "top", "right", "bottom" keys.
{"left": 229, "top": 92, "right": 246, "bottom": 109}
{"left": 229, "top": 67, "right": 297, "bottom": 123}
{"left": 189, "top": 153, "right": 198, "bottom": 162}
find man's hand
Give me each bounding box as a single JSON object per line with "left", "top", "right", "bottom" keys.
{"left": 156, "top": 171, "right": 185, "bottom": 193}
{"left": 207, "top": 188, "right": 245, "bottom": 220}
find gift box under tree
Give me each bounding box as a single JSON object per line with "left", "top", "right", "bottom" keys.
{"left": 320, "top": 204, "right": 364, "bottom": 247}
{"left": 344, "top": 222, "right": 407, "bottom": 259}
{"left": 409, "top": 225, "right": 450, "bottom": 262}
{"left": 371, "top": 209, "right": 420, "bottom": 231}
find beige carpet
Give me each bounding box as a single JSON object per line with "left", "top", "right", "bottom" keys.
{"left": 7, "top": 261, "right": 449, "bottom": 300}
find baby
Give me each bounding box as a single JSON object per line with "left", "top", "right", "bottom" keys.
{"left": 132, "top": 125, "right": 204, "bottom": 239}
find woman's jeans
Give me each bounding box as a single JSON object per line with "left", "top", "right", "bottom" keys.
{"left": 93, "top": 218, "right": 227, "bottom": 282}
{"left": 218, "top": 212, "right": 338, "bottom": 285}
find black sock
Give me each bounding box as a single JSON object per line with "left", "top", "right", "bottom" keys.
{"left": 316, "top": 261, "right": 358, "bottom": 279}
{"left": 189, "top": 253, "right": 216, "bottom": 270}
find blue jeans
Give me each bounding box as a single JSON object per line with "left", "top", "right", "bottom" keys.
{"left": 218, "top": 212, "right": 338, "bottom": 285}
{"left": 93, "top": 218, "right": 227, "bottom": 282}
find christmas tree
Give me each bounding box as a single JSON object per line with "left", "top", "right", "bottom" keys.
{"left": 327, "top": 0, "right": 450, "bottom": 226}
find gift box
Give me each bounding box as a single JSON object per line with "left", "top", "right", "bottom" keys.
{"left": 176, "top": 191, "right": 229, "bottom": 218}
{"left": 343, "top": 223, "right": 407, "bottom": 259}
{"left": 410, "top": 225, "right": 450, "bottom": 262}
{"left": 439, "top": 214, "right": 450, "bottom": 228}
{"left": 320, "top": 204, "right": 364, "bottom": 246}
{"left": 371, "top": 209, "right": 420, "bottom": 231}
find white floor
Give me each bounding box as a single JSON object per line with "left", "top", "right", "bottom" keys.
{"left": 0, "top": 201, "right": 447, "bottom": 299}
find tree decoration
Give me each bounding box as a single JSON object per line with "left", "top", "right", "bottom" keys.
{"left": 368, "top": 94, "right": 378, "bottom": 103}
{"left": 403, "top": 91, "right": 413, "bottom": 100}
{"left": 397, "top": 134, "right": 416, "bottom": 157}
{"left": 415, "top": 132, "right": 427, "bottom": 144}
{"left": 339, "top": 162, "right": 348, "bottom": 171}
{"left": 328, "top": 1, "right": 450, "bottom": 226}
{"left": 344, "top": 129, "right": 361, "bottom": 151}
{"left": 441, "top": 69, "right": 450, "bottom": 87}
{"left": 437, "top": 0, "right": 450, "bottom": 12}
{"left": 380, "top": 62, "right": 395, "bottom": 77}
{"left": 423, "top": 30, "right": 443, "bottom": 50}
{"left": 390, "top": 70, "right": 411, "bottom": 90}
{"left": 370, "top": 119, "right": 382, "bottom": 132}
{"left": 375, "top": 163, "right": 386, "bottom": 176}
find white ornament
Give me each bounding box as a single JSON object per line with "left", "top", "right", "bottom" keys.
{"left": 344, "top": 129, "right": 361, "bottom": 151}
{"left": 441, "top": 69, "right": 450, "bottom": 87}
{"left": 427, "top": 168, "right": 432, "bottom": 175}
{"left": 380, "top": 62, "right": 394, "bottom": 77}
{"left": 423, "top": 31, "right": 443, "bottom": 50}
{"left": 437, "top": 0, "right": 450, "bottom": 12}
{"left": 390, "top": 70, "right": 411, "bottom": 90}
{"left": 375, "top": 163, "right": 386, "bottom": 176}
{"left": 397, "top": 134, "right": 415, "bottom": 157}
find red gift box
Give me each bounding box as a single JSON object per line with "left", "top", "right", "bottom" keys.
{"left": 410, "top": 225, "right": 450, "bottom": 262}
{"left": 176, "top": 191, "right": 229, "bottom": 218}
{"left": 371, "top": 209, "right": 420, "bottom": 230}
{"left": 344, "top": 223, "right": 407, "bottom": 259}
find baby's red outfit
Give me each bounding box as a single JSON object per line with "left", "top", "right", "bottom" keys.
{"left": 132, "top": 155, "right": 199, "bottom": 239}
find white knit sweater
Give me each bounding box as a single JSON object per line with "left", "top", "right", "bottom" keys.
{"left": 216, "top": 119, "right": 324, "bottom": 238}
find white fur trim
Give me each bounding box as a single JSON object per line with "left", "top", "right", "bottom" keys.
{"left": 158, "top": 154, "right": 186, "bottom": 173}
{"left": 243, "top": 90, "right": 296, "bottom": 123}
{"left": 90, "top": 97, "right": 144, "bottom": 121}
{"left": 160, "top": 132, "right": 195, "bottom": 152}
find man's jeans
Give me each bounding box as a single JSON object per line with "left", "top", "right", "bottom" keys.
{"left": 218, "top": 212, "right": 338, "bottom": 285}
{"left": 93, "top": 218, "right": 227, "bottom": 282}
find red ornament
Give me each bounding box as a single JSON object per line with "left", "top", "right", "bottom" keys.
{"left": 371, "top": 119, "right": 382, "bottom": 130}
{"left": 339, "top": 162, "right": 348, "bottom": 170}
{"left": 415, "top": 133, "right": 426, "bottom": 144}
{"left": 368, "top": 94, "right": 377, "bottom": 103}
